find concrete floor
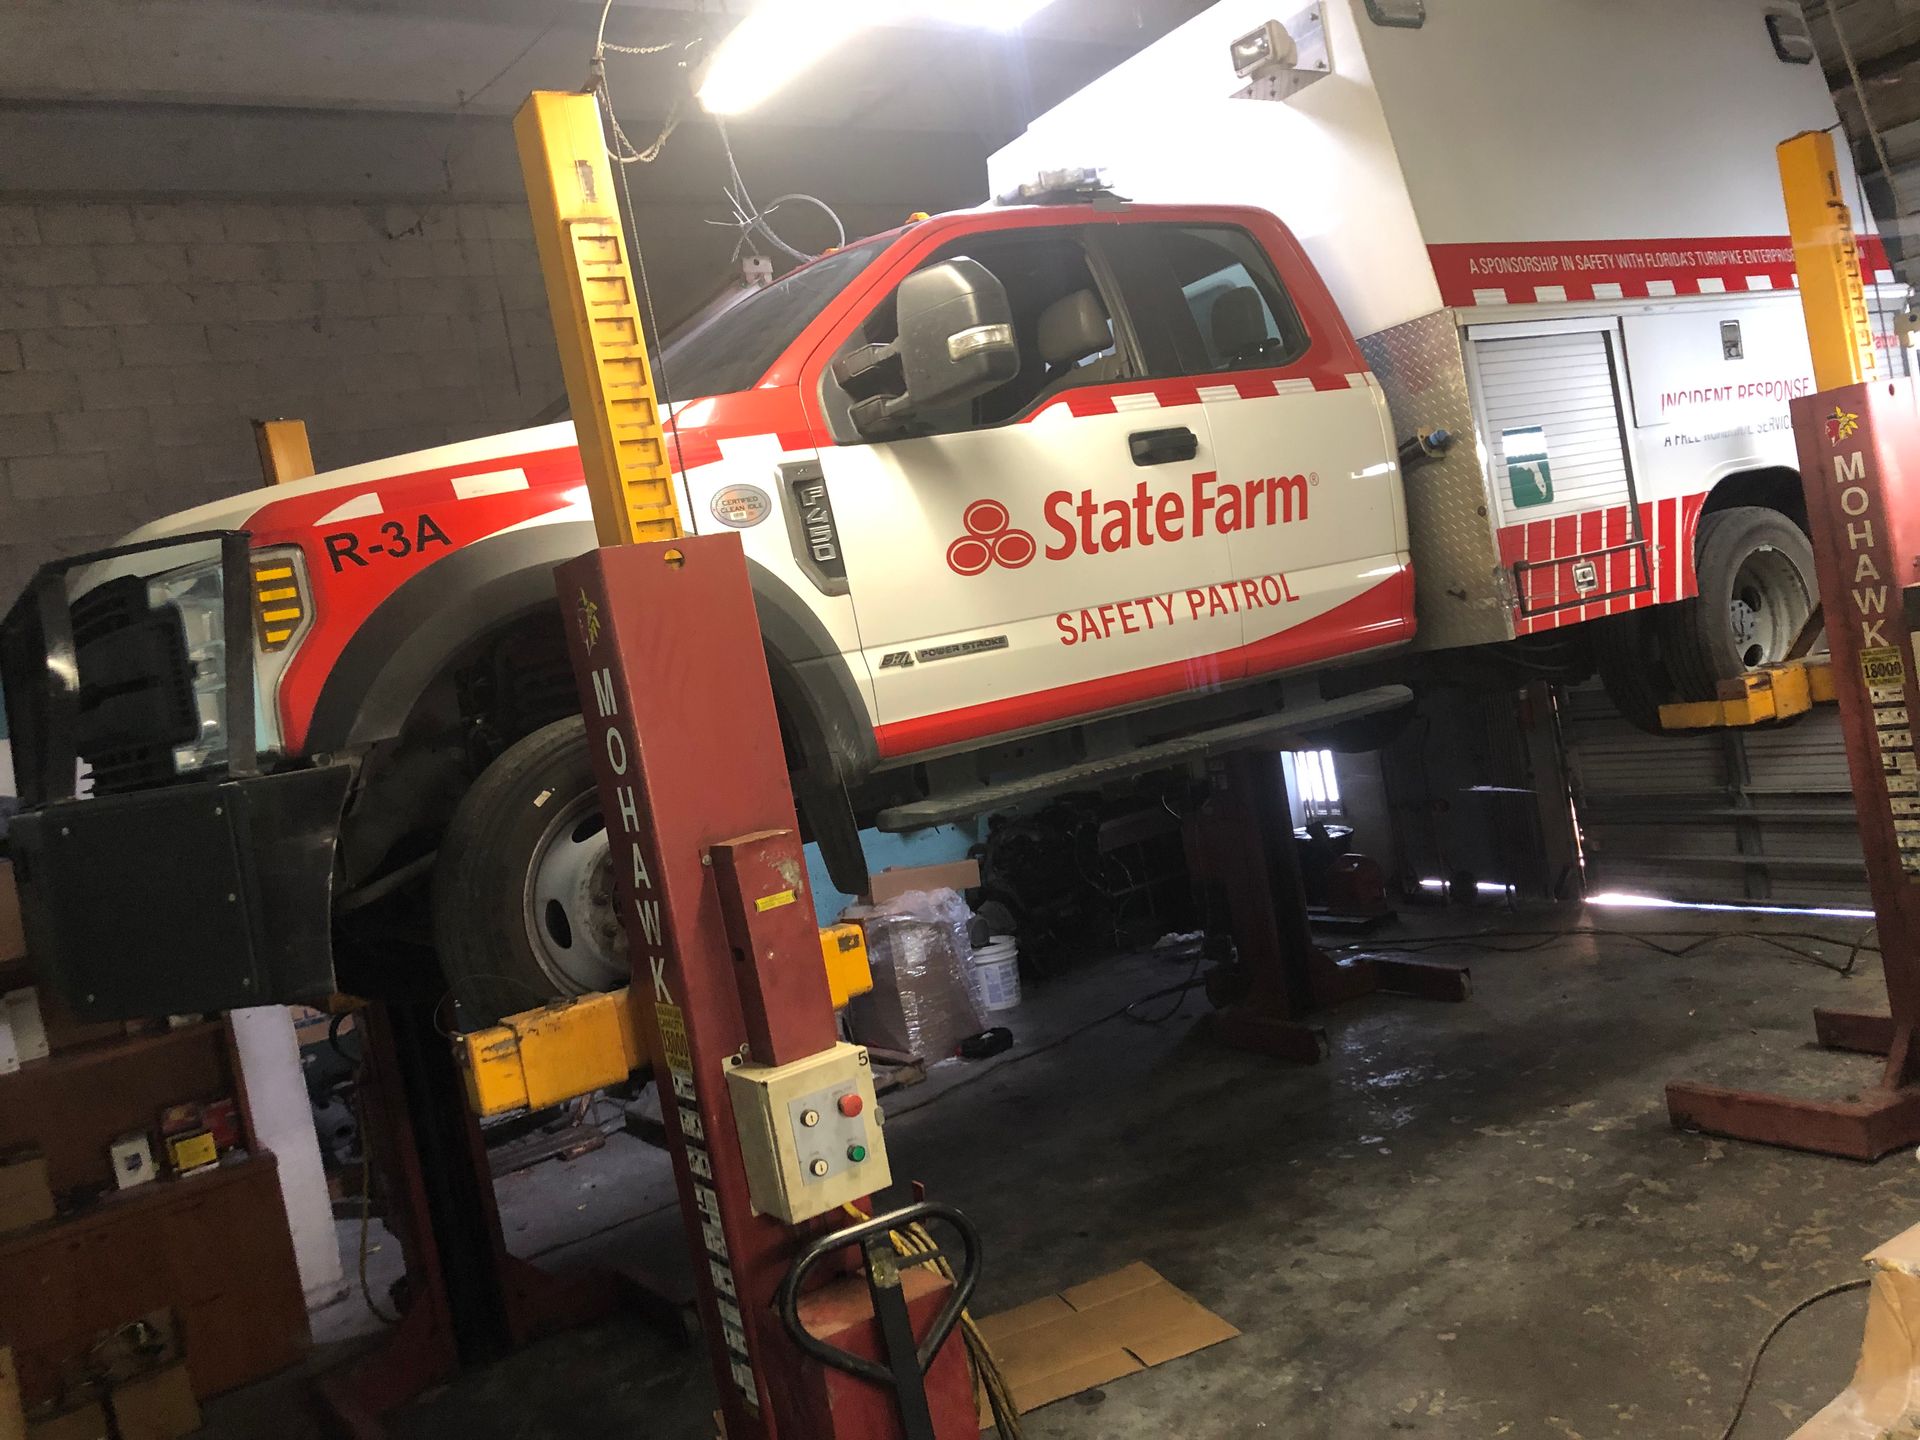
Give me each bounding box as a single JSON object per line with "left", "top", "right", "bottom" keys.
{"left": 209, "top": 901, "right": 1913, "bottom": 1439}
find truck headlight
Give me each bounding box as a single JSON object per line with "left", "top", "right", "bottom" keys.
{"left": 146, "top": 557, "right": 230, "bottom": 773}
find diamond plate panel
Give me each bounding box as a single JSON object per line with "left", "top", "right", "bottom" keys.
{"left": 1360, "top": 311, "right": 1513, "bottom": 651}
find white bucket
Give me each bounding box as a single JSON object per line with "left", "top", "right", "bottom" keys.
{"left": 969, "top": 936, "right": 1022, "bottom": 1014}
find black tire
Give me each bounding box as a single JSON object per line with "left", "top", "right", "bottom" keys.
{"left": 1661, "top": 506, "right": 1816, "bottom": 700}
{"left": 1593, "top": 608, "right": 1680, "bottom": 736}
{"left": 431, "top": 716, "right": 626, "bottom": 1027}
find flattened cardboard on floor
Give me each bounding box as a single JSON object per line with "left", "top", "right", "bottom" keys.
{"left": 974, "top": 1262, "right": 1237, "bottom": 1419}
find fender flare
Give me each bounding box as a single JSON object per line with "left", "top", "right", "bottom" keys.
{"left": 305, "top": 519, "right": 877, "bottom": 784}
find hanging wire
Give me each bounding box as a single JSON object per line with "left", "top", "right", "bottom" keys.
{"left": 586, "top": 17, "right": 693, "bottom": 484}
{"left": 591, "top": 0, "right": 690, "bottom": 167}
{"left": 586, "top": 0, "right": 845, "bottom": 264}
{"left": 710, "top": 117, "right": 848, "bottom": 264}
{"left": 1826, "top": 0, "right": 1916, "bottom": 236}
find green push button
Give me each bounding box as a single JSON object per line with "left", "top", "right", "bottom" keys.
{"left": 847, "top": 1144, "right": 867, "bottom": 1163}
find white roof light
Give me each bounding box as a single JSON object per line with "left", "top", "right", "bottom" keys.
{"left": 698, "top": 0, "right": 1063, "bottom": 116}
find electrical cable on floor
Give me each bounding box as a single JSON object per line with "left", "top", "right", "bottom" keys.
{"left": 1327, "top": 924, "right": 1881, "bottom": 978}
{"left": 1123, "top": 945, "right": 1209, "bottom": 1024}
{"left": 350, "top": 1073, "right": 399, "bottom": 1327}
{"left": 1716, "top": 1278, "right": 1870, "bottom": 1439}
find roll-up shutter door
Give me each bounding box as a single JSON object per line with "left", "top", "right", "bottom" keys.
{"left": 1474, "top": 329, "right": 1649, "bottom": 617}
{"left": 1477, "top": 331, "right": 1636, "bottom": 528}
{"left": 1560, "top": 681, "right": 1867, "bottom": 907}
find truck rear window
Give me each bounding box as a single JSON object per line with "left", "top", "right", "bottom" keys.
{"left": 658, "top": 237, "right": 889, "bottom": 400}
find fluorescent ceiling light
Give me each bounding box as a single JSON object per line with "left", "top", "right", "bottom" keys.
{"left": 697, "top": 0, "right": 1062, "bottom": 116}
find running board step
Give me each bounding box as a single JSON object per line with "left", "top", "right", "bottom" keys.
{"left": 873, "top": 684, "right": 1413, "bottom": 833}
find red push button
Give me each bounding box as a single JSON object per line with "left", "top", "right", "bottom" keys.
{"left": 837, "top": 1093, "right": 863, "bottom": 1118}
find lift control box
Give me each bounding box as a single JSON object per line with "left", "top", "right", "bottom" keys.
{"left": 725, "top": 1042, "right": 889, "bottom": 1223}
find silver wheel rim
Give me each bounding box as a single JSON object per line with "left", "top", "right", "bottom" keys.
{"left": 1727, "top": 544, "right": 1810, "bottom": 671}
{"left": 521, "top": 791, "right": 625, "bottom": 997}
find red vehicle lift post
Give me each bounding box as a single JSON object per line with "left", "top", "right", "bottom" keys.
{"left": 1665, "top": 130, "right": 1920, "bottom": 1160}
{"left": 522, "top": 90, "right": 979, "bottom": 1437}
{"left": 1187, "top": 747, "right": 1471, "bottom": 1062}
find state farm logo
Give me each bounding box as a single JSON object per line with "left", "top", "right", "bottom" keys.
{"left": 946, "top": 499, "right": 1036, "bottom": 576}
{"left": 946, "top": 471, "right": 1310, "bottom": 578}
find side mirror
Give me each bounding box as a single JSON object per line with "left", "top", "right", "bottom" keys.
{"left": 834, "top": 258, "right": 1018, "bottom": 438}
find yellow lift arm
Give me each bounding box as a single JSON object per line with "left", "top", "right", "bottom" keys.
{"left": 464, "top": 926, "right": 873, "bottom": 1118}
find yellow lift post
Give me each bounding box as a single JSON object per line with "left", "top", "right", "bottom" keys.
{"left": 1658, "top": 128, "right": 1876, "bottom": 733}
{"left": 457, "top": 90, "right": 869, "bottom": 1117}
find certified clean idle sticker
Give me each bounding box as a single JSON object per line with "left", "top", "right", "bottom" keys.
{"left": 710, "top": 484, "right": 772, "bottom": 529}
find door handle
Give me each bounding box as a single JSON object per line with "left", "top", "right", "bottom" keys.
{"left": 1129, "top": 426, "right": 1198, "bottom": 466}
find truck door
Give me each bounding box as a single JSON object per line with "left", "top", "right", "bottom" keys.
{"left": 813, "top": 223, "right": 1242, "bottom": 759}
{"left": 1103, "top": 221, "right": 1415, "bottom": 679}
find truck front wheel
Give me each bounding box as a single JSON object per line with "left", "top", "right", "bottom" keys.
{"left": 431, "top": 716, "right": 627, "bottom": 1026}
{"left": 1660, "top": 506, "right": 1817, "bottom": 700}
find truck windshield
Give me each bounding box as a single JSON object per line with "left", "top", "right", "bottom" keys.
{"left": 658, "top": 237, "right": 890, "bottom": 400}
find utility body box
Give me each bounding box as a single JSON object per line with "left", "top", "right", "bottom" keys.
{"left": 991, "top": 0, "right": 1908, "bottom": 651}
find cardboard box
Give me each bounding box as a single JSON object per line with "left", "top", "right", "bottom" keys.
{"left": 973, "top": 1262, "right": 1238, "bottom": 1417}
{"left": 163, "top": 1132, "right": 217, "bottom": 1176}
{"left": 1792, "top": 1221, "right": 1920, "bottom": 1437}
{"left": 0, "top": 863, "right": 22, "bottom": 966}
{"left": 109, "top": 1134, "right": 156, "bottom": 1191}
{"left": 0, "top": 1153, "right": 54, "bottom": 1236}
{"left": 106, "top": 1364, "right": 198, "bottom": 1440}
{"left": 863, "top": 859, "right": 980, "bottom": 906}
{"left": 1, "top": 991, "right": 46, "bottom": 1065}
{"left": 201, "top": 1098, "right": 242, "bottom": 1152}
{"left": 21, "top": 1402, "right": 105, "bottom": 1440}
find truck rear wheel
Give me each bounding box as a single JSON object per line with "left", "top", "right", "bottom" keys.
{"left": 431, "top": 716, "right": 626, "bottom": 1026}
{"left": 1660, "top": 506, "right": 1816, "bottom": 700}
{"left": 1593, "top": 609, "right": 1677, "bottom": 735}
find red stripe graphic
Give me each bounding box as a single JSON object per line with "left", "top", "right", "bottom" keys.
{"left": 1428, "top": 234, "right": 1894, "bottom": 309}
{"left": 1028, "top": 369, "right": 1373, "bottom": 425}
{"left": 872, "top": 576, "right": 1414, "bottom": 759}
{"left": 1496, "top": 491, "right": 1717, "bottom": 636}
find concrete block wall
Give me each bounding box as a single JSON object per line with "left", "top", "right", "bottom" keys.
{"left": 0, "top": 198, "right": 564, "bottom": 604}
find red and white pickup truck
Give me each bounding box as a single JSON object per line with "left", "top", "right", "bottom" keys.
{"left": 1, "top": 0, "right": 1901, "bottom": 1020}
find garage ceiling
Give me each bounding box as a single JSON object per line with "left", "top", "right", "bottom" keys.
{"left": 1809, "top": 0, "right": 1920, "bottom": 261}
{"left": 0, "top": 1, "right": 1208, "bottom": 130}
{"left": 1, "top": 1, "right": 1910, "bottom": 253}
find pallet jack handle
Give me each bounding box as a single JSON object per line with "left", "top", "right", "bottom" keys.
{"left": 776, "top": 1202, "right": 981, "bottom": 1440}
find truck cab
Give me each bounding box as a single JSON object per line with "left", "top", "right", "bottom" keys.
{"left": 1, "top": 195, "right": 1416, "bottom": 1024}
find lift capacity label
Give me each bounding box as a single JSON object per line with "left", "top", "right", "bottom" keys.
{"left": 1862, "top": 646, "right": 1920, "bottom": 876}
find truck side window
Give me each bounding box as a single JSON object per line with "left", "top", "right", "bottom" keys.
{"left": 1106, "top": 224, "right": 1311, "bottom": 379}
{"left": 842, "top": 227, "right": 1132, "bottom": 434}
{"left": 1170, "top": 227, "right": 1310, "bottom": 373}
